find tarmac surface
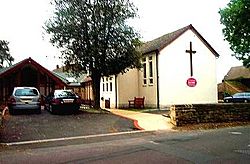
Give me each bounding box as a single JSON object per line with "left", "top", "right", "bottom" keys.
{"left": 0, "top": 107, "right": 173, "bottom": 145}
{"left": 0, "top": 109, "right": 137, "bottom": 143}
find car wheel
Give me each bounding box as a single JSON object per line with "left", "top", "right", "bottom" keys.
{"left": 9, "top": 108, "right": 15, "bottom": 115}
{"left": 224, "top": 99, "right": 229, "bottom": 103}
{"left": 49, "top": 105, "right": 56, "bottom": 114}
{"left": 244, "top": 99, "right": 248, "bottom": 103}
{"left": 74, "top": 107, "right": 80, "bottom": 113}
{"left": 36, "top": 110, "right": 41, "bottom": 114}
{"left": 48, "top": 104, "right": 52, "bottom": 112}
{"left": 36, "top": 108, "right": 41, "bottom": 114}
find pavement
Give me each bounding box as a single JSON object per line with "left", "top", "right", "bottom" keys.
{"left": 105, "top": 109, "right": 174, "bottom": 131}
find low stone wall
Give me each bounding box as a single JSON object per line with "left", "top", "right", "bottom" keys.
{"left": 170, "top": 103, "right": 250, "bottom": 126}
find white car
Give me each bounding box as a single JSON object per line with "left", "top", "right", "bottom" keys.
{"left": 7, "top": 87, "right": 41, "bottom": 114}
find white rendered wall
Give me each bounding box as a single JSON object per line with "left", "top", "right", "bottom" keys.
{"left": 158, "top": 29, "right": 218, "bottom": 106}
{"left": 100, "top": 75, "right": 116, "bottom": 108}
{"left": 117, "top": 69, "right": 139, "bottom": 108}
{"left": 100, "top": 69, "right": 139, "bottom": 109}
{"left": 138, "top": 52, "right": 158, "bottom": 107}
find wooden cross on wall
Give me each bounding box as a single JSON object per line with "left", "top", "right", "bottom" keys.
{"left": 185, "top": 42, "right": 196, "bottom": 77}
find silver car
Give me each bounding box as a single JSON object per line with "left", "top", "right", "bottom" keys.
{"left": 8, "top": 87, "right": 41, "bottom": 114}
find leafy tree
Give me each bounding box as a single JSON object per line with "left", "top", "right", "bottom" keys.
{"left": 45, "top": 0, "right": 141, "bottom": 109}
{"left": 0, "top": 40, "right": 14, "bottom": 68}
{"left": 219, "top": 0, "right": 250, "bottom": 67}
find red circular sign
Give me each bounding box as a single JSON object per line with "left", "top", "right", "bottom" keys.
{"left": 187, "top": 77, "right": 197, "bottom": 87}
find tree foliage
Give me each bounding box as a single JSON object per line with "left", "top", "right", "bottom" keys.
{"left": 0, "top": 40, "right": 14, "bottom": 68}
{"left": 219, "top": 0, "right": 250, "bottom": 67}
{"left": 45, "top": 0, "right": 141, "bottom": 108}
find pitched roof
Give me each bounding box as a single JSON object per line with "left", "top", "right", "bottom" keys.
{"left": 224, "top": 66, "right": 250, "bottom": 80}
{"left": 140, "top": 24, "right": 219, "bottom": 57}
{"left": 52, "top": 71, "right": 83, "bottom": 86}
{"left": 53, "top": 65, "right": 89, "bottom": 83}
{"left": 0, "top": 57, "right": 67, "bottom": 86}
{"left": 0, "top": 60, "right": 23, "bottom": 75}
{"left": 52, "top": 71, "right": 70, "bottom": 84}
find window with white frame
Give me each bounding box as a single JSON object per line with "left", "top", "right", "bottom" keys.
{"left": 102, "top": 78, "right": 105, "bottom": 91}
{"left": 102, "top": 76, "right": 114, "bottom": 92}
{"left": 148, "top": 56, "right": 153, "bottom": 84}
{"left": 142, "top": 57, "right": 147, "bottom": 85}
{"left": 106, "top": 82, "right": 108, "bottom": 92}
{"left": 110, "top": 82, "right": 112, "bottom": 92}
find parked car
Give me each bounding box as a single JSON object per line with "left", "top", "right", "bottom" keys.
{"left": 7, "top": 87, "right": 41, "bottom": 114}
{"left": 224, "top": 92, "right": 250, "bottom": 103}
{"left": 45, "top": 89, "right": 82, "bottom": 114}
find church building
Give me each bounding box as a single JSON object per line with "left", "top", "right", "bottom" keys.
{"left": 100, "top": 24, "right": 219, "bottom": 109}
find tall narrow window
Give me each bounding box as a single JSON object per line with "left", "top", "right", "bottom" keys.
{"left": 103, "top": 83, "right": 105, "bottom": 92}
{"left": 149, "top": 56, "right": 153, "bottom": 84}
{"left": 106, "top": 83, "right": 108, "bottom": 92}
{"left": 110, "top": 82, "right": 112, "bottom": 92}
{"left": 142, "top": 57, "right": 147, "bottom": 85}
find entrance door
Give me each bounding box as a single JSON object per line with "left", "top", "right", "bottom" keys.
{"left": 105, "top": 99, "right": 110, "bottom": 109}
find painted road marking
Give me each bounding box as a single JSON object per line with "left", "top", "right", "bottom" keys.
{"left": 229, "top": 131, "right": 242, "bottom": 135}
{"left": 0, "top": 130, "right": 154, "bottom": 146}
{"left": 149, "top": 141, "right": 159, "bottom": 145}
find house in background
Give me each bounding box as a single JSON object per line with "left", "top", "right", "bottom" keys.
{"left": 100, "top": 24, "right": 219, "bottom": 109}
{"left": 53, "top": 66, "right": 94, "bottom": 101}
{"left": 218, "top": 66, "right": 250, "bottom": 100}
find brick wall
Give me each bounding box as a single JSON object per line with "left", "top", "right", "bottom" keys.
{"left": 170, "top": 104, "right": 250, "bottom": 126}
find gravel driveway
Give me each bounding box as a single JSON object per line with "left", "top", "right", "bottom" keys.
{"left": 0, "top": 109, "right": 137, "bottom": 143}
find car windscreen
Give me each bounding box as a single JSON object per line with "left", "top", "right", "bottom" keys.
{"left": 54, "top": 91, "right": 76, "bottom": 98}
{"left": 15, "top": 88, "right": 39, "bottom": 96}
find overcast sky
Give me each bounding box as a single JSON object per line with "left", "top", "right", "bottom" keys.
{"left": 0, "top": 0, "right": 242, "bottom": 82}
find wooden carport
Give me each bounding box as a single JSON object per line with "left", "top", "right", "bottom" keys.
{"left": 0, "top": 57, "right": 67, "bottom": 103}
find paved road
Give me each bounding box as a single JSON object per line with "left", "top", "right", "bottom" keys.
{"left": 0, "top": 126, "right": 249, "bottom": 163}
{"left": 0, "top": 109, "right": 137, "bottom": 143}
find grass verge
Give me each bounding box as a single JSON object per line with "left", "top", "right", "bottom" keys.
{"left": 80, "top": 107, "right": 110, "bottom": 114}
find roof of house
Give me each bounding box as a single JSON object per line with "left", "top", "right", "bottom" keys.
{"left": 140, "top": 24, "right": 219, "bottom": 57}
{"left": 224, "top": 66, "right": 250, "bottom": 80}
{"left": 0, "top": 57, "right": 67, "bottom": 86}
{"left": 53, "top": 66, "right": 89, "bottom": 84}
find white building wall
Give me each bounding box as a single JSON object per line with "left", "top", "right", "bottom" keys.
{"left": 100, "top": 69, "right": 139, "bottom": 109}
{"left": 138, "top": 52, "right": 158, "bottom": 108}
{"left": 100, "top": 75, "right": 116, "bottom": 108}
{"left": 117, "top": 69, "right": 139, "bottom": 108}
{"left": 158, "top": 30, "right": 218, "bottom": 107}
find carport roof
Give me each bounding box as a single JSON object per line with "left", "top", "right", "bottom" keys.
{"left": 0, "top": 57, "right": 67, "bottom": 86}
